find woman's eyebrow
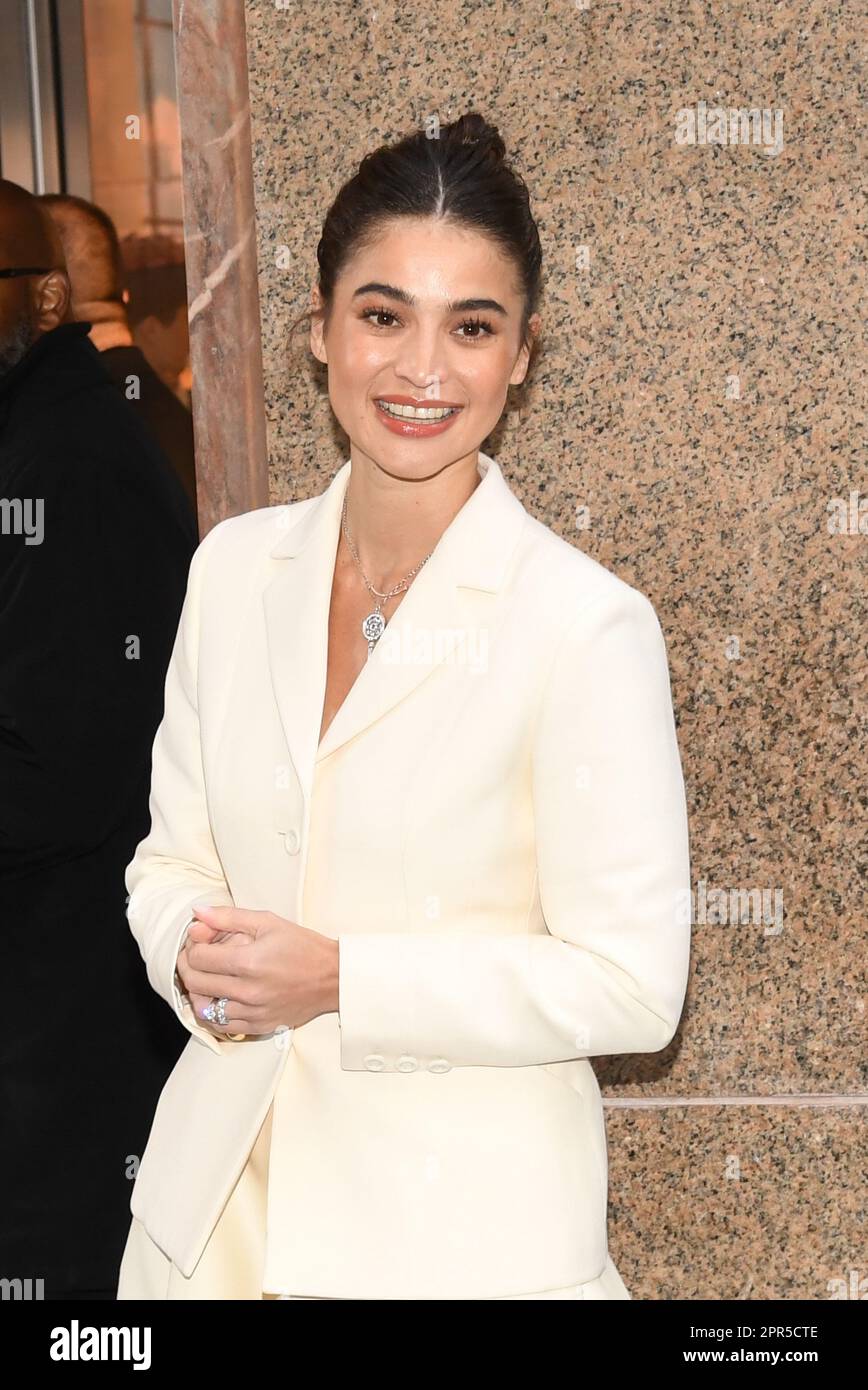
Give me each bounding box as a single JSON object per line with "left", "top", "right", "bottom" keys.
{"left": 352, "top": 281, "right": 508, "bottom": 317}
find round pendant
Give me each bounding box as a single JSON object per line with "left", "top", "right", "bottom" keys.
{"left": 362, "top": 610, "right": 386, "bottom": 645}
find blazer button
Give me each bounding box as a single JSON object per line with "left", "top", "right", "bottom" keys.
{"left": 364, "top": 1054, "right": 386, "bottom": 1071}
{"left": 283, "top": 828, "right": 300, "bottom": 854}
{"left": 396, "top": 1054, "right": 418, "bottom": 1072}
{"left": 428, "top": 1058, "right": 451, "bottom": 1073}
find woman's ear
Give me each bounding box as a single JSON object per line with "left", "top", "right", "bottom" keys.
{"left": 309, "top": 284, "right": 327, "bottom": 365}
{"left": 509, "top": 312, "right": 541, "bottom": 387}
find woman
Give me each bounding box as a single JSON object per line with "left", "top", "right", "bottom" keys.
{"left": 117, "top": 111, "right": 691, "bottom": 1301}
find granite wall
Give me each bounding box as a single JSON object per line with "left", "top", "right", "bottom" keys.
{"left": 180, "top": 0, "right": 866, "bottom": 1299}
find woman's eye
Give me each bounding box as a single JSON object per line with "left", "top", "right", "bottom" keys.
{"left": 362, "top": 307, "right": 400, "bottom": 328}
{"left": 455, "top": 319, "right": 494, "bottom": 339}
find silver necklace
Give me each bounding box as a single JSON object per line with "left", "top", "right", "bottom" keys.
{"left": 341, "top": 490, "right": 435, "bottom": 655}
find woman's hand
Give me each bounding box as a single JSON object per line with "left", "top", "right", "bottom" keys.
{"left": 176, "top": 904, "right": 340, "bottom": 1038}
{"left": 180, "top": 919, "right": 249, "bottom": 1033}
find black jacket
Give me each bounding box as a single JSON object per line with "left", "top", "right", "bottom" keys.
{"left": 100, "top": 343, "right": 198, "bottom": 524}
{"left": 0, "top": 322, "right": 197, "bottom": 1295}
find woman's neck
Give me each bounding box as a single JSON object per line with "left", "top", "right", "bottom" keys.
{"left": 341, "top": 450, "right": 481, "bottom": 589}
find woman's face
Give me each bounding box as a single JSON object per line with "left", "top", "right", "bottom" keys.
{"left": 310, "top": 216, "right": 539, "bottom": 480}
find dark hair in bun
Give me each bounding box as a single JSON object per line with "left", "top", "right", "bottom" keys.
{"left": 442, "top": 110, "right": 507, "bottom": 162}
{"left": 297, "top": 110, "right": 542, "bottom": 368}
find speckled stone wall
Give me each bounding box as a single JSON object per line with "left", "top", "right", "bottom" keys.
{"left": 241, "top": 0, "right": 866, "bottom": 1298}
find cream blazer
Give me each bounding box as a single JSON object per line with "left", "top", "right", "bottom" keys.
{"left": 125, "top": 451, "right": 691, "bottom": 1296}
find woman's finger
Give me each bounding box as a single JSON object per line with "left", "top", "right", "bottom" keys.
{"left": 191, "top": 905, "right": 270, "bottom": 936}
{"left": 184, "top": 969, "right": 261, "bottom": 1007}
{"left": 186, "top": 937, "right": 253, "bottom": 971}
{"left": 188, "top": 990, "right": 251, "bottom": 1031}
{"left": 188, "top": 990, "right": 220, "bottom": 1028}
{"left": 186, "top": 921, "right": 223, "bottom": 943}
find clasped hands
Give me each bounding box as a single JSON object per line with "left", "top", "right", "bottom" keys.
{"left": 177, "top": 904, "right": 340, "bottom": 1040}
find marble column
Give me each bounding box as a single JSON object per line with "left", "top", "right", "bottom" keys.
{"left": 172, "top": 0, "right": 268, "bottom": 533}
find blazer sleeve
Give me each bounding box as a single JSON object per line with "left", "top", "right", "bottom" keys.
{"left": 337, "top": 583, "right": 692, "bottom": 1071}
{"left": 124, "top": 522, "right": 235, "bottom": 1057}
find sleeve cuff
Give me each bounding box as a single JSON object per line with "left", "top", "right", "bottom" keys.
{"left": 337, "top": 932, "right": 462, "bottom": 1074}
{"left": 167, "top": 907, "right": 226, "bottom": 1057}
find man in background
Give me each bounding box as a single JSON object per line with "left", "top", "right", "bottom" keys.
{"left": 40, "top": 193, "right": 198, "bottom": 523}
{"left": 0, "top": 179, "right": 195, "bottom": 1298}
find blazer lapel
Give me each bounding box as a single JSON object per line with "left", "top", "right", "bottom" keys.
{"left": 262, "top": 452, "right": 528, "bottom": 793}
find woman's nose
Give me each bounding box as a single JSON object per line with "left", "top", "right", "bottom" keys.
{"left": 392, "top": 331, "right": 449, "bottom": 390}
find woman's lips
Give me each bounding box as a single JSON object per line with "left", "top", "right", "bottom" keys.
{"left": 373, "top": 398, "right": 463, "bottom": 438}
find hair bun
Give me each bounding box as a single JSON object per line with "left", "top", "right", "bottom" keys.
{"left": 443, "top": 111, "right": 507, "bottom": 164}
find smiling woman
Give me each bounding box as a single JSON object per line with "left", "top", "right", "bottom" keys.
{"left": 116, "top": 110, "right": 691, "bottom": 1301}
{"left": 288, "top": 111, "right": 542, "bottom": 477}
{"left": 303, "top": 209, "right": 538, "bottom": 486}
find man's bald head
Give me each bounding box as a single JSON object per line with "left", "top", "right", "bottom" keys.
{"left": 40, "top": 193, "right": 125, "bottom": 310}
{"left": 0, "top": 179, "right": 71, "bottom": 376}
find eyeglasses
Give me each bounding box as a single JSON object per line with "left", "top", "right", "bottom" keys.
{"left": 0, "top": 267, "right": 53, "bottom": 279}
